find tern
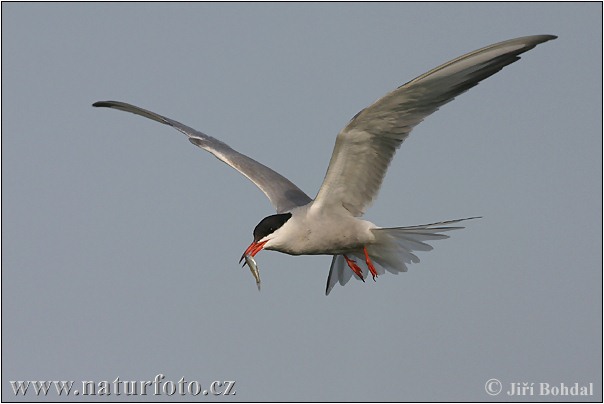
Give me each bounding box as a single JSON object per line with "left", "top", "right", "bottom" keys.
{"left": 94, "top": 34, "right": 556, "bottom": 294}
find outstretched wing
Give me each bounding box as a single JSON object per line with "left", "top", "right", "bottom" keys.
{"left": 93, "top": 101, "right": 312, "bottom": 213}
{"left": 313, "top": 35, "right": 556, "bottom": 217}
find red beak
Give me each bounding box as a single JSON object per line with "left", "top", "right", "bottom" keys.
{"left": 239, "top": 240, "right": 268, "bottom": 264}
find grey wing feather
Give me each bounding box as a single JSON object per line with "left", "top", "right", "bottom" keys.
{"left": 314, "top": 35, "right": 556, "bottom": 217}
{"left": 92, "top": 101, "right": 312, "bottom": 213}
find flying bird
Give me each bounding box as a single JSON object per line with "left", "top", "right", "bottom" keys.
{"left": 93, "top": 34, "right": 556, "bottom": 295}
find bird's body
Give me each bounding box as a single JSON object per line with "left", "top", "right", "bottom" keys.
{"left": 263, "top": 204, "right": 377, "bottom": 256}
{"left": 93, "top": 34, "right": 556, "bottom": 294}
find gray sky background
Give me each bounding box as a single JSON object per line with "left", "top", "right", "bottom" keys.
{"left": 2, "top": 3, "right": 602, "bottom": 402}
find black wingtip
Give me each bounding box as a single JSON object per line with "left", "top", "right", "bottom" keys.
{"left": 92, "top": 101, "right": 111, "bottom": 108}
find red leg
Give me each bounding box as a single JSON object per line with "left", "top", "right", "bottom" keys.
{"left": 364, "top": 247, "right": 378, "bottom": 281}
{"left": 344, "top": 255, "right": 365, "bottom": 282}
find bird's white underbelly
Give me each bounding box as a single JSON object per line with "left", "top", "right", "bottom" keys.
{"left": 265, "top": 209, "right": 377, "bottom": 256}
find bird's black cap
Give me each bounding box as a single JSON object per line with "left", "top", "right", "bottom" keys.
{"left": 253, "top": 213, "right": 292, "bottom": 242}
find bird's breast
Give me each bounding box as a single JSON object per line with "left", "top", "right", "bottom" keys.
{"left": 265, "top": 211, "right": 376, "bottom": 256}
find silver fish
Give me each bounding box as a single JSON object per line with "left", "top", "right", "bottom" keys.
{"left": 244, "top": 254, "right": 261, "bottom": 291}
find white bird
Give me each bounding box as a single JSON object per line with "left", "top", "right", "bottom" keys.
{"left": 93, "top": 34, "right": 556, "bottom": 295}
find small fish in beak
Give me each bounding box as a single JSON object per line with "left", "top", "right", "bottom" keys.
{"left": 243, "top": 254, "right": 261, "bottom": 291}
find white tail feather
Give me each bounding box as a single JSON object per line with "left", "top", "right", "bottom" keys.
{"left": 325, "top": 217, "right": 480, "bottom": 295}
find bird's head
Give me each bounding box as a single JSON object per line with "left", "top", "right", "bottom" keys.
{"left": 240, "top": 212, "right": 292, "bottom": 264}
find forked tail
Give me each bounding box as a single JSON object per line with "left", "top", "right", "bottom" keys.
{"left": 325, "top": 217, "right": 480, "bottom": 295}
